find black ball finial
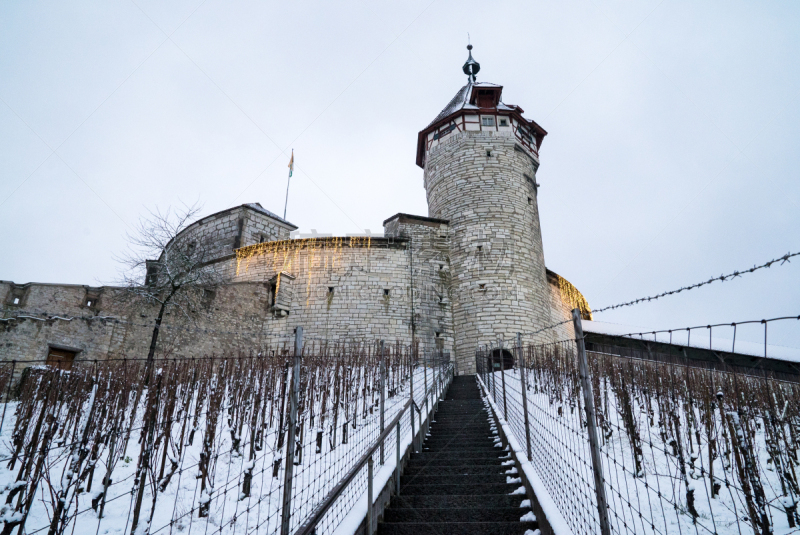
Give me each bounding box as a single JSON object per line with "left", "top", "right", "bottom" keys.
{"left": 463, "top": 44, "right": 480, "bottom": 82}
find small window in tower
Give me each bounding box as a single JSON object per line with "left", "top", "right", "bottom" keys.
{"left": 481, "top": 116, "right": 495, "bottom": 127}
{"left": 259, "top": 234, "right": 268, "bottom": 243}
{"left": 499, "top": 117, "right": 508, "bottom": 127}
{"left": 477, "top": 245, "right": 483, "bottom": 252}
{"left": 528, "top": 197, "right": 532, "bottom": 205}
{"left": 328, "top": 287, "right": 334, "bottom": 295}
{"left": 479, "top": 283, "right": 486, "bottom": 291}
{"left": 383, "top": 289, "right": 390, "bottom": 297}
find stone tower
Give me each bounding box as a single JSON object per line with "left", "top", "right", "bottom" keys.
{"left": 416, "top": 45, "right": 553, "bottom": 373}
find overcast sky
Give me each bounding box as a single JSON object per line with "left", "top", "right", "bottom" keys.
{"left": 1, "top": 0, "right": 799, "bottom": 348}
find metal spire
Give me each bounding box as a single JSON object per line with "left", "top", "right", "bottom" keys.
{"left": 462, "top": 43, "right": 480, "bottom": 83}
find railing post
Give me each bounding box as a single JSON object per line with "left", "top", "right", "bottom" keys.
{"left": 490, "top": 342, "right": 497, "bottom": 401}
{"left": 500, "top": 339, "right": 508, "bottom": 420}
{"left": 410, "top": 354, "right": 416, "bottom": 453}
{"left": 396, "top": 419, "right": 401, "bottom": 496}
{"left": 423, "top": 352, "right": 429, "bottom": 420}
{"left": 573, "top": 309, "right": 611, "bottom": 535}
{"left": 517, "top": 333, "right": 532, "bottom": 461}
{"left": 367, "top": 455, "right": 374, "bottom": 535}
{"left": 380, "top": 340, "right": 386, "bottom": 465}
{"left": 280, "top": 326, "right": 303, "bottom": 535}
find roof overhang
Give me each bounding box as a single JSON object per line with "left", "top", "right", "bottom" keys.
{"left": 415, "top": 108, "right": 548, "bottom": 168}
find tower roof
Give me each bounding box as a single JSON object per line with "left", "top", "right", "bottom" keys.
{"left": 426, "top": 81, "right": 508, "bottom": 128}
{"left": 417, "top": 46, "right": 548, "bottom": 167}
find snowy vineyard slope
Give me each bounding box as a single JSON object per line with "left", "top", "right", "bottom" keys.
{"left": 0, "top": 346, "right": 448, "bottom": 535}
{"left": 481, "top": 341, "right": 800, "bottom": 535}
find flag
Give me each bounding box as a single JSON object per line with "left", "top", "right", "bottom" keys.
{"left": 288, "top": 150, "right": 294, "bottom": 178}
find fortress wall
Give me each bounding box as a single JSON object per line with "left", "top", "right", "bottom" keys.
{"left": 1, "top": 233, "right": 454, "bottom": 365}
{"left": 546, "top": 272, "right": 577, "bottom": 342}
{"left": 0, "top": 280, "right": 287, "bottom": 363}
{"left": 232, "top": 236, "right": 453, "bottom": 356}
{"left": 384, "top": 216, "right": 454, "bottom": 361}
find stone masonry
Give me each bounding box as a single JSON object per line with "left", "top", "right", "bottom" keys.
{"left": 1, "top": 63, "right": 593, "bottom": 374}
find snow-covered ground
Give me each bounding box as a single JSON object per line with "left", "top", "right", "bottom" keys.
{"left": 0, "top": 358, "right": 449, "bottom": 535}
{"left": 482, "top": 347, "right": 800, "bottom": 535}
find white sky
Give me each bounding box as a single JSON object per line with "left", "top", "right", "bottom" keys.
{"left": 1, "top": 0, "right": 799, "bottom": 348}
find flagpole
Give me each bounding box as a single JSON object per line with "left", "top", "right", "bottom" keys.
{"left": 283, "top": 149, "right": 293, "bottom": 220}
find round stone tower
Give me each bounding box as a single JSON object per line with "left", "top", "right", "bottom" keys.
{"left": 416, "top": 45, "right": 553, "bottom": 373}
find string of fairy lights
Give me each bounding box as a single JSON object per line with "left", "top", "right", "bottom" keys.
{"left": 235, "top": 236, "right": 375, "bottom": 308}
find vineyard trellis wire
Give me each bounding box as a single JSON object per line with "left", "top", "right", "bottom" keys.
{"left": 478, "top": 310, "right": 800, "bottom": 535}
{"left": 0, "top": 333, "right": 451, "bottom": 535}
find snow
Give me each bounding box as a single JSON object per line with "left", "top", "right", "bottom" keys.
{"left": 0, "top": 362, "right": 449, "bottom": 535}
{"left": 479, "top": 376, "right": 574, "bottom": 535}
{"left": 482, "top": 360, "right": 800, "bottom": 535}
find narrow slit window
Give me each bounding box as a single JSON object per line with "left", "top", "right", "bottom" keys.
{"left": 383, "top": 289, "right": 390, "bottom": 297}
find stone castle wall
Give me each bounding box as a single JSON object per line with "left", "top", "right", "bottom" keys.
{"left": 1, "top": 225, "right": 455, "bottom": 363}
{"left": 424, "top": 130, "right": 554, "bottom": 373}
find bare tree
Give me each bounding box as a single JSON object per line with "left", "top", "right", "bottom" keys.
{"left": 117, "top": 203, "right": 224, "bottom": 378}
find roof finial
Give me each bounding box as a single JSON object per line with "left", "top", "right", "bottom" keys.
{"left": 462, "top": 39, "right": 480, "bottom": 83}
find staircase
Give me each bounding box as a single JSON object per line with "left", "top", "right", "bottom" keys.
{"left": 378, "top": 376, "right": 539, "bottom": 535}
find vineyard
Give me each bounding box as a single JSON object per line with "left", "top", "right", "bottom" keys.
{"left": 481, "top": 337, "right": 800, "bottom": 535}
{"left": 0, "top": 341, "right": 448, "bottom": 535}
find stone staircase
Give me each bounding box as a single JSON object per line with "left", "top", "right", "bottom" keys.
{"left": 378, "top": 375, "right": 538, "bottom": 535}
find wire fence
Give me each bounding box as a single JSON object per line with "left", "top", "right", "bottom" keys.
{"left": 478, "top": 312, "right": 800, "bottom": 535}
{"left": 0, "top": 335, "right": 450, "bottom": 535}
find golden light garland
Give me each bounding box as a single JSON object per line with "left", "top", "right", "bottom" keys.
{"left": 556, "top": 273, "right": 593, "bottom": 320}
{"left": 235, "top": 237, "right": 372, "bottom": 308}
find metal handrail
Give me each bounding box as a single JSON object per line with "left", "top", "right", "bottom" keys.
{"left": 294, "top": 362, "right": 452, "bottom": 535}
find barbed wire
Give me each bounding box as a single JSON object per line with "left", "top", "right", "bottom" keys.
{"left": 592, "top": 251, "right": 799, "bottom": 314}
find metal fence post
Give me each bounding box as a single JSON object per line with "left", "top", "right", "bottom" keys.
{"left": 500, "top": 339, "right": 508, "bottom": 420}
{"left": 410, "top": 353, "right": 416, "bottom": 453}
{"left": 517, "top": 333, "right": 533, "bottom": 461}
{"left": 573, "top": 309, "right": 611, "bottom": 535}
{"left": 367, "top": 455, "right": 374, "bottom": 535}
{"left": 396, "top": 419, "right": 401, "bottom": 496}
{"left": 380, "top": 340, "right": 386, "bottom": 465}
{"left": 490, "top": 342, "right": 497, "bottom": 401}
{"left": 423, "top": 352, "right": 429, "bottom": 419}
{"left": 280, "top": 326, "right": 303, "bottom": 535}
